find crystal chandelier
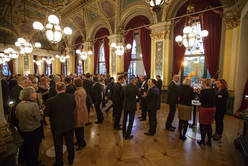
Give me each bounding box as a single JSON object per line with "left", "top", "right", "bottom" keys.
{"left": 0, "top": 52, "right": 11, "bottom": 64}
{"left": 42, "top": 57, "right": 54, "bottom": 65}
{"left": 33, "top": 14, "right": 72, "bottom": 43}
{"left": 4, "top": 48, "right": 19, "bottom": 59}
{"left": 111, "top": 41, "right": 131, "bottom": 56}
{"left": 15, "top": 38, "right": 41, "bottom": 54}
{"left": 145, "top": 0, "right": 169, "bottom": 13}
{"left": 175, "top": 2, "right": 208, "bottom": 51}
{"left": 55, "top": 54, "right": 70, "bottom": 63}
{"left": 76, "top": 48, "right": 93, "bottom": 61}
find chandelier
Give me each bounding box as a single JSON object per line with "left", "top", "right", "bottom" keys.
{"left": 175, "top": 2, "right": 208, "bottom": 51}
{"left": 111, "top": 41, "right": 131, "bottom": 56}
{"left": 33, "top": 14, "right": 72, "bottom": 43}
{"left": 76, "top": 48, "right": 93, "bottom": 61}
{"left": 145, "top": 0, "right": 169, "bottom": 13}
{"left": 42, "top": 57, "right": 54, "bottom": 65}
{"left": 0, "top": 52, "right": 11, "bottom": 64}
{"left": 33, "top": 59, "right": 43, "bottom": 66}
{"left": 56, "top": 54, "right": 70, "bottom": 63}
{"left": 15, "top": 38, "right": 41, "bottom": 54}
{"left": 4, "top": 48, "right": 19, "bottom": 59}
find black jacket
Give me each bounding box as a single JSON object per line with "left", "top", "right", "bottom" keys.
{"left": 9, "top": 85, "right": 23, "bottom": 107}
{"left": 1, "top": 79, "right": 9, "bottom": 114}
{"left": 83, "top": 79, "right": 93, "bottom": 105}
{"left": 156, "top": 80, "right": 163, "bottom": 94}
{"left": 146, "top": 86, "right": 160, "bottom": 110}
{"left": 45, "top": 93, "right": 76, "bottom": 135}
{"left": 66, "top": 84, "right": 76, "bottom": 95}
{"left": 178, "top": 85, "right": 194, "bottom": 106}
{"left": 199, "top": 88, "right": 216, "bottom": 108}
{"left": 112, "top": 82, "right": 123, "bottom": 105}
{"left": 216, "top": 89, "right": 228, "bottom": 113}
{"left": 123, "top": 83, "right": 139, "bottom": 111}
{"left": 106, "top": 82, "right": 114, "bottom": 100}
{"left": 92, "top": 83, "right": 102, "bottom": 104}
{"left": 167, "top": 81, "right": 179, "bottom": 105}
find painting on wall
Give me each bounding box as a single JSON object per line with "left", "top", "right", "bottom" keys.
{"left": 154, "top": 41, "right": 164, "bottom": 78}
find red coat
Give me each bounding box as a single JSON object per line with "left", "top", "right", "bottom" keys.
{"left": 74, "top": 88, "right": 88, "bottom": 128}
{"left": 199, "top": 107, "right": 216, "bottom": 125}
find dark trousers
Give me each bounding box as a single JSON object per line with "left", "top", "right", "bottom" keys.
{"left": 215, "top": 111, "right": 225, "bottom": 135}
{"left": 166, "top": 104, "right": 176, "bottom": 129}
{"left": 200, "top": 124, "right": 212, "bottom": 142}
{"left": 148, "top": 109, "right": 157, "bottom": 134}
{"left": 86, "top": 103, "right": 91, "bottom": 122}
{"left": 140, "top": 99, "right": 147, "bottom": 119}
{"left": 113, "top": 103, "right": 122, "bottom": 128}
{"left": 94, "top": 102, "right": 104, "bottom": 122}
{"left": 179, "top": 120, "right": 188, "bottom": 136}
{"left": 122, "top": 110, "right": 136, "bottom": 137}
{"left": 19, "top": 127, "right": 42, "bottom": 166}
{"left": 52, "top": 130, "right": 74, "bottom": 166}
{"left": 75, "top": 127, "right": 85, "bottom": 146}
{"left": 191, "top": 106, "right": 197, "bottom": 126}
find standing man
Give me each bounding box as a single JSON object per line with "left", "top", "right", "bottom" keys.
{"left": 112, "top": 76, "right": 124, "bottom": 130}
{"left": 45, "top": 82, "right": 76, "bottom": 166}
{"left": 105, "top": 77, "right": 115, "bottom": 115}
{"left": 139, "top": 76, "right": 148, "bottom": 121}
{"left": 144, "top": 79, "right": 160, "bottom": 136}
{"left": 65, "top": 76, "right": 76, "bottom": 95}
{"left": 122, "top": 78, "right": 139, "bottom": 139}
{"left": 166, "top": 75, "right": 179, "bottom": 131}
{"left": 92, "top": 77, "right": 104, "bottom": 124}
{"left": 156, "top": 75, "right": 163, "bottom": 95}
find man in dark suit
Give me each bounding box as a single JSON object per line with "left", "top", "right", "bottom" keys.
{"left": 166, "top": 75, "right": 179, "bottom": 131}
{"left": 45, "top": 82, "right": 76, "bottom": 166}
{"left": 112, "top": 76, "right": 124, "bottom": 130}
{"left": 105, "top": 77, "right": 115, "bottom": 115}
{"left": 122, "top": 78, "right": 139, "bottom": 139}
{"left": 156, "top": 75, "right": 163, "bottom": 95}
{"left": 92, "top": 77, "right": 104, "bottom": 124}
{"left": 65, "top": 76, "right": 76, "bottom": 95}
{"left": 139, "top": 76, "right": 148, "bottom": 121}
{"left": 144, "top": 79, "right": 160, "bottom": 136}
{"left": 83, "top": 73, "right": 94, "bottom": 125}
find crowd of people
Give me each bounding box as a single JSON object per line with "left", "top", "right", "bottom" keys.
{"left": 0, "top": 73, "right": 229, "bottom": 166}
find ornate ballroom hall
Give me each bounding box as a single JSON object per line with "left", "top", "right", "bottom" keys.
{"left": 0, "top": 0, "right": 248, "bottom": 166}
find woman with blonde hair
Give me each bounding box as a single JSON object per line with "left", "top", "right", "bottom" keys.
{"left": 177, "top": 78, "right": 195, "bottom": 140}
{"left": 73, "top": 78, "right": 88, "bottom": 150}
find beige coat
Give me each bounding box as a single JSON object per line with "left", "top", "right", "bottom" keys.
{"left": 74, "top": 87, "right": 88, "bottom": 128}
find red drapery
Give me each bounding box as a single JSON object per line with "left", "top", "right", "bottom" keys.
{"left": 124, "top": 15, "right": 150, "bottom": 74}
{"left": 238, "top": 80, "right": 248, "bottom": 112}
{"left": 124, "top": 31, "right": 134, "bottom": 72}
{"left": 94, "top": 28, "right": 109, "bottom": 74}
{"left": 44, "top": 56, "right": 47, "bottom": 74}
{"left": 104, "top": 37, "right": 110, "bottom": 73}
{"left": 7, "top": 60, "right": 13, "bottom": 75}
{"left": 201, "top": 11, "right": 222, "bottom": 78}
{"left": 61, "top": 62, "right": 63, "bottom": 74}
{"left": 34, "top": 55, "right": 37, "bottom": 74}
{"left": 140, "top": 27, "right": 151, "bottom": 77}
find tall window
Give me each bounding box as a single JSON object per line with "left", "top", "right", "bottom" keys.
{"left": 128, "top": 33, "right": 145, "bottom": 80}
{"left": 46, "top": 64, "right": 51, "bottom": 75}
{"left": 96, "top": 43, "right": 106, "bottom": 74}
{"left": 2, "top": 62, "right": 11, "bottom": 76}
{"left": 78, "top": 62, "right": 83, "bottom": 74}
{"left": 181, "top": 21, "right": 210, "bottom": 83}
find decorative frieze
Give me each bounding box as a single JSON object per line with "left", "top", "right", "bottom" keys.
{"left": 224, "top": 15, "right": 240, "bottom": 30}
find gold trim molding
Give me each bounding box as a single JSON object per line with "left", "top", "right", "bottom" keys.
{"left": 150, "top": 31, "right": 169, "bottom": 40}
{"left": 224, "top": 15, "right": 240, "bottom": 30}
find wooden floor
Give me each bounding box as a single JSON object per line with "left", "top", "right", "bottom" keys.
{"left": 39, "top": 103, "right": 246, "bottom": 166}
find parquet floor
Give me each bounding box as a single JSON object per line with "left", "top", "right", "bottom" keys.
{"left": 39, "top": 103, "right": 246, "bottom": 166}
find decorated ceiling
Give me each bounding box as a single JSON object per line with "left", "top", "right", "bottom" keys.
{"left": 0, "top": 0, "right": 240, "bottom": 51}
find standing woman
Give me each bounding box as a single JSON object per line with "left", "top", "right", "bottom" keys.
{"left": 198, "top": 79, "right": 216, "bottom": 146}
{"left": 15, "top": 87, "right": 43, "bottom": 166}
{"left": 177, "top": 78, "right": 195, "bottom": 140}
{"left": 214, "top": 79, "right": 228, "bottom": 140}
{"left": 74, "top": 78, "right": 88, "bottom": 150}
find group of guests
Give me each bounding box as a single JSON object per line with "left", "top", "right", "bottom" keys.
{"left": 0, "top": 72, "right": 229, "bottom": 166}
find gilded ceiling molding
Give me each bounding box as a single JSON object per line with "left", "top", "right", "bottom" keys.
{"left": 88, "top": 20, "right": 110, "bottom": 41}
{"left": 224, "top": 14, "right": 241, "bottom": 30}
{"left": 120, "top": 3, "right": 155, "bottom": 29}
{"left": 150, "top": 31, "right": 170, "bottom": 41}
{"left": 166, "top": 0, "right": 187, "bottom": 20}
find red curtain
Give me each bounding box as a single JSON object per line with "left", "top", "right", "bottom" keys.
{"left": 94, "top": 40, "right": 101, "bottom": 74}
{"left": 61, "top": 62, "right": 63, "bottom": 74}
{"left": 124, "top": 30, "right": 134, "bottom": 72}
{"left": 238, "top": 80, "right": 248, "bottom": 112}
{"left": 104, "top": 37, "right": 110, "bottom": 73}
{"left": 140, "top": 27, "right": 151, "bottom": 77}
{"left": 50, "top": 64, "right": 52, "bottom": 75}
{"left": 201, "top": 11, "right": 222, "bottom": 78}
{"left": 82, "top": 60, "right": 84, "bottom": 73}
{"left": 34, "top": 55, "right": 37, "bottom": 74}
{"left": 173, "top": 17, "right": 186, "bottom": 74}
{"left": 44, "top": 62, "right": 47, "bottom": 75}
{"left": 7, "top": 60, "right": 13, "bottom": 75}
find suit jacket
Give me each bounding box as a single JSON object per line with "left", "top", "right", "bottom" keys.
{"left": 123, "top": 83, "right": 139, "bottom": 111}
{"left": 178, "top": 85, "right": 194, "bottom": 106}
{"left": 112, "top": 82, "right": 123, "bottom": 105}
{"left": 83, "top": 79, "right": 93, "bottom": 105}
{"left": 92, "top": 82, "right": 102, "bottom": 104}
{"left": 167, "top": 81, "right": 179, "bottom": 105}
{"left": 146, "top": 86, "right": 160, "bottom": 110}
{"left": 156, "top": 80, "right": 163, "bottom": 94}
{"left": 66, "top": 84, "right": 76, "bottom": 95}
{"left": 140, "top": 81, "right": 148, "bottom": 109}
{"left": 46, "top": 93, "right": 76, "bottom": 135}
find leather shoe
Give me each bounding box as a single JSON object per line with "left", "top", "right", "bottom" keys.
{"left": 166, "top": 127, "right": 175, "bottom": 132}
{"left": 125, "top": 135, "right": 134, "bottom": 140}
{"left": 144, "top": 132, "right": 154, "bottom": 136}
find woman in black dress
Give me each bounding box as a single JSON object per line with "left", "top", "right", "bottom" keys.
{"left": 213, "top": 79, "right": 228, "bottom": 140}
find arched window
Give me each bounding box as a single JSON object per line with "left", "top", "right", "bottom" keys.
{"left": 46, "top": 64, "right": 51, "bottom": 75}
{"left": 78, "top": 60, "right": 83, "bottom": 74}
{"left": 181, "top": 21, "right": 210, "bottom": 83}
{"left": 128, "top": 33, "right": 145, "bottom": 79}
{"left": 96, "top": 43, "right": 106, "bottom": 74}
